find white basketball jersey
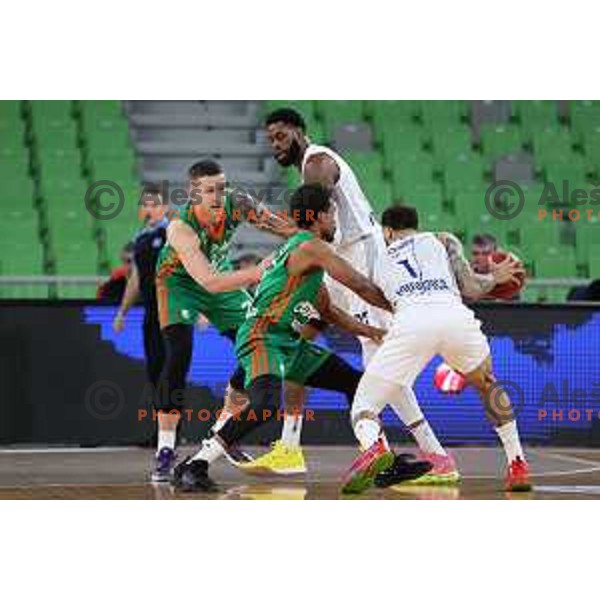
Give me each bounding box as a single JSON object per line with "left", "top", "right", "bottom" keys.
{"left": 375, "top": 232, "right": 462, "bottom": 309}
{"left": 301, "top": 144, "right": 376, "bottom": 246}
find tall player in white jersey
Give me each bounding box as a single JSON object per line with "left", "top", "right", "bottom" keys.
{"left": 240, "top": 107, "right": 391, "bottom": 475}
{"left": 265, "top": 108, "right": 390, "bottom": 360}
{"left": 342, "top": 204, "right": 532, "bottom": 494}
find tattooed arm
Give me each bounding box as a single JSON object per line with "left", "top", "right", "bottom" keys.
{"left": 436, "top": 232, "right": 523, "bottom": 300}
{"left": 229, "top": 187, "right": 298, "bottom": 238}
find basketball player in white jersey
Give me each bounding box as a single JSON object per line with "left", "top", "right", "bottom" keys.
{"left": 238, "top": 107, "right": 391, "bottom": 475}
{"left": 342, "top": 204, "right": 532, "bottom": 494}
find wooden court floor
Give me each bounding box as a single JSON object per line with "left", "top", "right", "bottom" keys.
{"left": 1, "top": 446, "right": 600, "bottom": 499}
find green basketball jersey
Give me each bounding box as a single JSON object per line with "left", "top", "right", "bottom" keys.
{"left": 156, "top": 195, "right": 239, "bottom": 280}
{"left": 243, "top": 230, "right": 324, "bottom": 339}
{"left": 155, "top": 196, "right": 251, "bottom": 332}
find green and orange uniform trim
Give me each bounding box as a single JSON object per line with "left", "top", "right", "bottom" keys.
{"left": 235, "top": 230, "right": 332, "bottom": 388}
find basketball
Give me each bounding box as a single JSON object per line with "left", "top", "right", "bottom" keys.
{"left": 488, "top": 251, "right": 526, "bottom": 299}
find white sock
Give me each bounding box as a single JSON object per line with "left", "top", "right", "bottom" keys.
{"left": 157, "top": 428, "right": 176, "bottom": 452}
{"left": 281, "top": 414, "right": 303, "bottom": 448}
{"left": 192, "top": 438, "right": 225, "bottom": 464}
{"left": 410, "top": 421, "right": 447, "bottom": 456}
{"left": 354, "top": 418, "right": 381, "bottom": 450}
{"left": 211, "top": 409, "right": 233, "bottom": 435}
{"left": 157, "top": 413, "right": 178, "bottom": 454}
{"left": 385, "top": 384, "right": 447, "bottom": 456}
{"left": 495, "top": 420, "right": 524, "bottom": 463}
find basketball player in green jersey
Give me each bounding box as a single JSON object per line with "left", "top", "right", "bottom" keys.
{"left": 172, "top": 184, "right": 432, "bottom": 492}
{"left": 152, "top": 159, "right": 291, "bottom": 481}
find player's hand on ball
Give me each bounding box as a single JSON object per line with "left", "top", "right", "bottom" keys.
{"left": 113, "top": 312, "right": 125, "bottom": 333}
{"left": 489, "top": 254, "right": 524, "bottom": 286}
{"left": 364, "top": 326, "right": 387, "bottom": 345}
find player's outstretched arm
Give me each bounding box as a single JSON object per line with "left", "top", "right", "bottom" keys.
{"left": 168, "top": 220, "right": 262, "bottom": 293}
{"left": 113, "top": 263, "right": 140, "bottom": 332}
{"left": 230, "top": 188, "right": 298, "bottom": 238}
{"left": 300, "top": 239, "right": 392, "bottom": 312}
{"left": 437, "top": 232, "right": 524, "bottom": 300}
{"left": 316, "top": 285, "right": 387, "bottom": 343}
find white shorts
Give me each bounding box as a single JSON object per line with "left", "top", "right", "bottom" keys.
{"left": 325, "top": 231, "right": 392, "bottom": 365}
{"left": 365, "top": 303, "right": 490, "bottom": 386}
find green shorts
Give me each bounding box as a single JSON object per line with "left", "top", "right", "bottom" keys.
{"left": 236, "top": 328, "right": 332, "bottom": 389}
{"left": 156, "top": 272, "right": 250, "bottom": 333}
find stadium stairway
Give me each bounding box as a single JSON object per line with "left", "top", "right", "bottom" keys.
{"left": 126, "top": 100, "right": 284, "bottom": 259}
{"left": 127, "top": 101, "right": 281, "bottom": 191}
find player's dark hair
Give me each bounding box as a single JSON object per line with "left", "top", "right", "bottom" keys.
{"left": 381, "top": 204, "right": 419, "bottom": 231}
{"left": 265, "top": 108, "right": 306, "bottom": 132}
{"left": 472, "top": 233, "right": 498, "bottom": 248}
{"left": 142, "top": 182, "right": 162, "bottom": 195}
{"left": 290, "top": 184, "right": 331, "bottom": 229}
{"left": 188, "top": 159, "right": 223, "bottom": 179}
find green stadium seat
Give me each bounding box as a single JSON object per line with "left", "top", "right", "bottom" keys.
{"left": 431, "top": 126, "right": 473, "bottom": 167}
{"left": 443, "top": 152, "right": 486, "bottom": 198}
{"left": 0, "top": 177, "right": 36, "bottom": 206}
{"left": 544, "top": 161, "right": 588, "bottom": 191}
{"left": 453, "top": 189, "right": 489, "bottom": 215}
{"left": 342, "top": 151, "right": 384, "bottom": 186}
{"left": 574, "top": 220, "right": 600, "bottom": 264}
{"left": 569, "top": 101, "right": 600, "bottom": 144}
{"left": 581, "top": 126, "right": 600, "bottom": 170}
{"left": 30, "top": 101, "right": 73, "bottom": 123}
{"left": 419, "top": 210, "right": 458, "bottom": 234}
{"left": 38, "top": 157, "right": 83, "bottom": 182}
{"left": 316, "top": 101, "right": 364, "bottom": 137}
{"left": 89, "top": 160, "right": 139, "bottom": 190}
{"left": 381, "top": 128, "right": 427, "bottom": 172}
{"left": 364, "top": 179, "right": 393, "bottom": 215}
{"left": 0, "top": 113, "right": 25, "bottom": 144}
{"left": 513, "top": 101, "right": 559, "bottom": 139}
{"left": 419, "top": 101, "right": 468, "bottom": 128}
{"left": 402, "top": 184, "right": 445, "bottom": 215}
{"left": 39, "top": 177, "right": 89, "bottom": 202}
{"left": 518, "top": 220, "right": 563, "bottom": 254}
{"left": 532, "top": 127, "right": 574, "bottom": 167}
{"left": 370, "top": 102, "right": 418, "bottom": 144}
{"left": 390, "top": 157, "right": 435, "bottom": 197}
{"left": 0, "top": 141, "right": 27, "bottom": 161}
{"left": 0, "top": 157, "right": 29, "bottom": 180}
{"left": 479, "top": 124, "right": 523, "bottom": 160}
{"left": 0, "top": 100, "right": 22, "bottom": 119}
{"left": 52, "top": 240, "right": 99, "bottom": 275}
{"left": 588, "top": 248, "right": 600, "bottom": 278}
{"left": 534, "top": 246, "right": 578, "bottom": 278}
{"left": 78, "top": 100, "right": 123, "bottom": 118}
{"left": 86, "top": 143, "right": 136, "bottom": 164}
{"left": 33, "top": 124, "right": 79, "bottom": 151}
{"left": 85, "top": 125, "right": 131, "bottom": 152}
{"left": 0, "top": 240, "right": 44, "bottom": 276}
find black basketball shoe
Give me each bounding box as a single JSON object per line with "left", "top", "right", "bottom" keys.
{"left": 374, "top": 453, "right": 433, "bottom": 488}
{"left": 172, "top": 458, "right": 219, "bottom": 493}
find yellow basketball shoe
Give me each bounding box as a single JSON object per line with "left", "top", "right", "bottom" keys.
{"left": 238, "top": 441, "right": 307, "bottom": 476}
